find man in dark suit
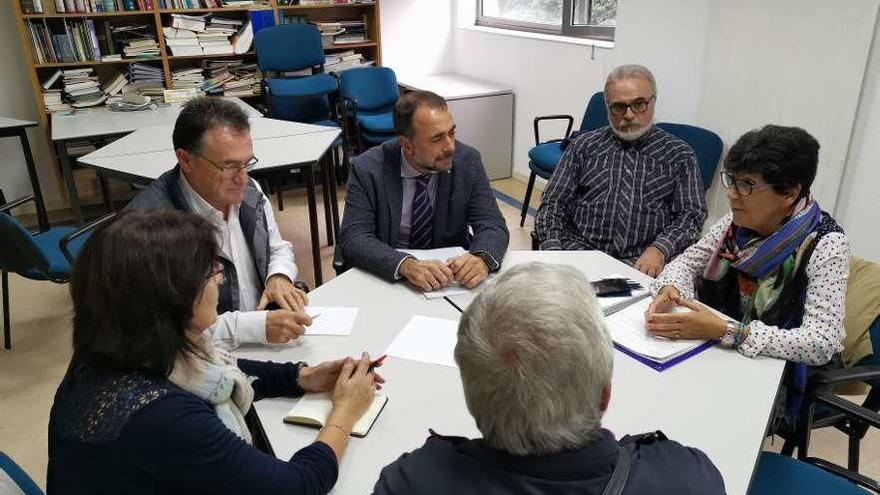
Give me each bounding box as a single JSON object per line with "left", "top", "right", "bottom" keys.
{"left": 338, "top": 90, "right": 509, "bottom": 292}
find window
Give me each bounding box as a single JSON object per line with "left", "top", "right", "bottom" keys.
{"left": 477, "top": 0, "right": 616, "bottom": 41}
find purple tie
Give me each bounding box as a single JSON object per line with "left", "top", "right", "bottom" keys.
{"left": 409, "top": 175, "right": 433, "bottom": 248}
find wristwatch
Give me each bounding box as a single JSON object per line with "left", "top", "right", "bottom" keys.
{"left": 471, "top": 251, "right": 494, "bottom": 270}
{"left": 720, "top": 320, "right": 737, "bottom": 347}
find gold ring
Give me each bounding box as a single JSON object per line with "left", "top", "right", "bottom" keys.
{"left": 673, "top": 331, "right": 683, "bottom": 340}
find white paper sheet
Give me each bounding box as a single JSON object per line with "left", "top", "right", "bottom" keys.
{"left": 385, "top": 315, "right": 459, "bottom": 368}
{"left": 605, "top": 298, "right": 705, "bottom": 362}
{"left": 401, "top": 246, "right": 475, "bottom": 299}
{"left": 303, "top": 306, "right": 359, "bottom": 336}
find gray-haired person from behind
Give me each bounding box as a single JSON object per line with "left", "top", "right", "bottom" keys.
{"left": 372, "top": 263, "right": 726, "bottom": 495}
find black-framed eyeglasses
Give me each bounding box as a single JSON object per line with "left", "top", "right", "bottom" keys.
{"left": 193, "top": 152, "right": 259, "bottom": 175}
{"left": 206, "top": 261, "right": 225, "bottom": 285}
{"left": 720, "top": 171, "right": 775, "bottom": 197}
{"left": 607, "top": 96, "right": 655, "bottom": 116}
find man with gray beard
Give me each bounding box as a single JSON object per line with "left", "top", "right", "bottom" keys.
{"left": 535, "top": 65, "right": 706, "bottom": 277}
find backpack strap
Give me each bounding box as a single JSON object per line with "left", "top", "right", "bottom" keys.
{"left": 601, "top": 442, "right": 635, "bottom": 495}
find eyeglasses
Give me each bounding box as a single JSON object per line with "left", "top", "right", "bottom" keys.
{"left": 193, "top": 152, "right": 258, "bottom": 175}
{"left": 206, "top": 261, "right": 225, "bottom": 285}
{"left": 720, "top": 171, "right": 775, "bottom": 197}
{"left": 607, "top": 96, "right": 655, "bottom": 117}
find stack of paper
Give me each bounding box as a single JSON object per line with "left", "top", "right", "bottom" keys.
{"left": 42, "top": 90, "right": 70, "bottom": 113}
{"left": 62, "top": 68, "right": 106, "bottom": 108}
{"left": 323, "top": 50, "right": 373, "bottom": 73}
{"left": 604, "top": 298, "right": 714, "bottom": 371}
{"left": 125, "top": 63, "right": 165, "bottom": 99}
{"left": 172, "top": 67, "right": 205, "bottom": 90}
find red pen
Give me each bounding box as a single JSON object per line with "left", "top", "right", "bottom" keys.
{"left": 368, "top": 354, "right": 387, "bottom": 373}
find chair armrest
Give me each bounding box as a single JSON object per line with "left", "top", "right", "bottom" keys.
{"left": 809, "top": 364, "right": 880, "bottom": 389}
{"left": 332, "top": 248, "right": 349, "bottom": 276}
{"left": 60, "top": 212, "right": 116, "bottom": 264}
{"left": 339, "top": 96, "right": 359, "bottom": 121}
{"left": 533, "top": 115, "right": 574, "bottom": 146}
{"left": 0, "top": 195, "right": 36, "bottom": 215}
{"left": 814, "top": 391, "right": 880, "bottom": 430}
{"left": 530, "top": 230, "right": 539, "bottom": 251}
{"left": 293, "top": 281, "right": 310, "bottom": 294}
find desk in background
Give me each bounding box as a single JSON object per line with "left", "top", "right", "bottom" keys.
{"left": 0, "top": 117, "right": 48, "bottom": 230}
{"left": 236, "top": 249, "right": 785, "bottom": 495}
{"left": 398, "top": 73, "right": 514, "bottom": 180}
{"left": 78, "top": 118, "right": 340, "bottom": 286}
{"left": 50, "top": 98, "right": 261, "bottom": 224}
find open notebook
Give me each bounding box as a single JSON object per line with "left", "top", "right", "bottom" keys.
{"left": 284, "top": 392, "right": 388, "bottom": 438}
{"left": 605, "top": 297, "right": 716, "bottom": 371}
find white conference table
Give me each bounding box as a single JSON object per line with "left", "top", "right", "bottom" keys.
{"left": 78, "top": 117, "right": 341, "bottom": 285}
{"left": 235, "top": 267, "right": 478, "bottom": 494}
{"left": 50, "top": 98, "right": 262, "bottom": 224}
{"left": 236, "top": 250, "right": 786, "bottom": 495}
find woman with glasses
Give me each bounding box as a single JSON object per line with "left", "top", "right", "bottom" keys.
{"left": 48, "top": 210, "right": 382, "bottom": 495}
{"left": 645, "top": 124, "right": 849, "bottom": 367}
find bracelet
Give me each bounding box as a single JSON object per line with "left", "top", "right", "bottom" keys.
{"left": 294, "top": 362, "right": 308, "bottom": 392}
{"left": 321, "top": 423, "right": 350, "bottom": 437}
{"left": 733, "top": 320, "right": 748, "bottom": 349}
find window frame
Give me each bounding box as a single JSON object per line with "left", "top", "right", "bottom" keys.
{"left": 476, "top": 0, "right": 615, "bottom": 42}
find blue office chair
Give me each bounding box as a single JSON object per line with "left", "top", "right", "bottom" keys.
{"left": 520, "top": 91, "right": 607, "bottom": 226}
{"left": 0, "top": 196, "right": 110, "bottom": 349}
{"left": 750, "top": 452, "right": 874, "bottom": 495}
{"left": 338, "top": 66, "right": 399, "bottom": 153}
{"left": 655, "top": 122, "right": 723, "bottom": 190}
{"left": 254, "top": 23, "right": 345, "bottom": 243}
{"left": 0, "top": 451, "right": 44, "bottom": 495}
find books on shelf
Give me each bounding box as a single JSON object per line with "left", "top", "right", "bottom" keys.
{"left": 112, "top": 24, "right": 160, "bottom": 59}
{"left": 284, "top": 0, "right": 375, "bottom": 5}
{"left": 158, "top": 0, "right": 267, "bottom": 7}
{"left": 45, "top": 0, "right": 151, "bottom": 12}
{"left": 165, "top": 15, "right": 252, "bottom": 57}
{"left": 323, "top": 50, "right": 372, "bottom": 73}
{"left": 310, "top": 19, "right": 366, "bottom": 47}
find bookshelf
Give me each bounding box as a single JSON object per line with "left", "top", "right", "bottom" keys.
{"left": 11, "top": 0, "right": 381, "bottom": 207}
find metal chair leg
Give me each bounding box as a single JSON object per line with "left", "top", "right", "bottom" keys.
{"left": 521, "top": 171, "right": 537, "bottom": 227}
{"left": 2, "top": 270, "right": 10, "bottom": 350}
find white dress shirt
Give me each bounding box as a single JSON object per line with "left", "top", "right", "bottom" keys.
{"left": 179, "top": 174, "right": 298, "bottom": 349}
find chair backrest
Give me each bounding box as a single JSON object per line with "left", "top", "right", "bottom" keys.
{"left": 0, "top": 451, "right": 45, "bottom": 495}
{"left": 266, "top": 74, "right": 338, "bottom": 123}
{"left": 338, "top": 67, "right": 399, "bottom": 114}
{"left": 254, "top": 24, "right": 325, "bottom": 72}
{"left": 655, "top": 122, "right": 723, "bottom": 190}
{"left": 579, "top": 91, "right": 609, "bottom": 132}
{"left": 0, "top": 212, "right": 49, "bottom": 275}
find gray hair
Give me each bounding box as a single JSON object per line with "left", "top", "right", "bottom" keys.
{"left": 455, "top": 262, "right": 614, "bottom": 456}
{"left": 605, "top": 64, "right": 657, "bottom": 97}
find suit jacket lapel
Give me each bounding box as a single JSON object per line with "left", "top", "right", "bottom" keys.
{"left": 385, "top": 143, "right": 404, "bottom": 245}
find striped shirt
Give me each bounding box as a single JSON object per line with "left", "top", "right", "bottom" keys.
{"left": 535, "top": 126, "right": 707, "bottom": 261}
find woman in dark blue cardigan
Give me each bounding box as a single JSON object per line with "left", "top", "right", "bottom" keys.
{"left": 47, "top": 211, "right": 380, "bottom": 494}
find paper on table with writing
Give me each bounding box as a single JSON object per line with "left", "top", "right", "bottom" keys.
{"left": 385, "top": 315, "right": 459, "bottom": 368}
{"left": 303, "top": 306, "right": 359, "bottom": 336}
{"left": 401, "top": 246, "right": 475, "bottom": 299}
{"left": 589, "top": 273, "right": 651, "bottom": 316}
{"left": 605, "top": 298, "right": 706, "bottom": 362}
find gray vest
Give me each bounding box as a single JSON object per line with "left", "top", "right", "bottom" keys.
{"left": 127, "top": 166, "right": 270, "bottom": 313}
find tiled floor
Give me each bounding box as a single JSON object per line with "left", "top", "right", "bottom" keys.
{"left": 1, "top": 178, "right": 876, "bottom": 490}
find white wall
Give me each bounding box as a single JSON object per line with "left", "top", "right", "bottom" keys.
{"left": 0, "top": 7, "right": 60, "bottom": 211}
{"left": 379, "top": 0, "right": 455, "bottom": 79}
{"left": 836, "top": 12, "right": 880, "bottom": 263}
{"left": 451, "top": 0, "right": 712, "bottom": 181}
{"left": 697, "top": 0, "right": 879, "bottom": 224}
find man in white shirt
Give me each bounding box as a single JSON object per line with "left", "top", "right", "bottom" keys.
{"left": 128, "top": 97, "right": 311, "bottom": 349}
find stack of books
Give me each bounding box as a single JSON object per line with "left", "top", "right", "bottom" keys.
{"left": 199, "top": 16, "right": 242, "bottom": 55}
{"left": 42, "top": 91, "right": 70, "bottom": 113}
{"left": 224, "top": 62, "right": 262, "bottom": 97}
{"left": 163, "top": 27, "right": 201, "bottom": 57}
{"left": 112, "top": 24, "right": 159, "bottom": 59}
{"left": 323, "top": 50, "right": 372, "bottom": 73}
{"left": 159, "top": 0, "right": 267, "bottom": 7}
{"left": 125, "top": 63, "right": 165, "bottom": 99}
{"left": 334, "top": 20, "right": 367, "bottom": 45}
{"left": 313, "top": 22, "right": 345, "bottom": 48}
{"left": 63, "top": 68, "right": 107, "bottom": 108}
{"left": 172, "top": 67, "right": 205, "bottom": 90}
